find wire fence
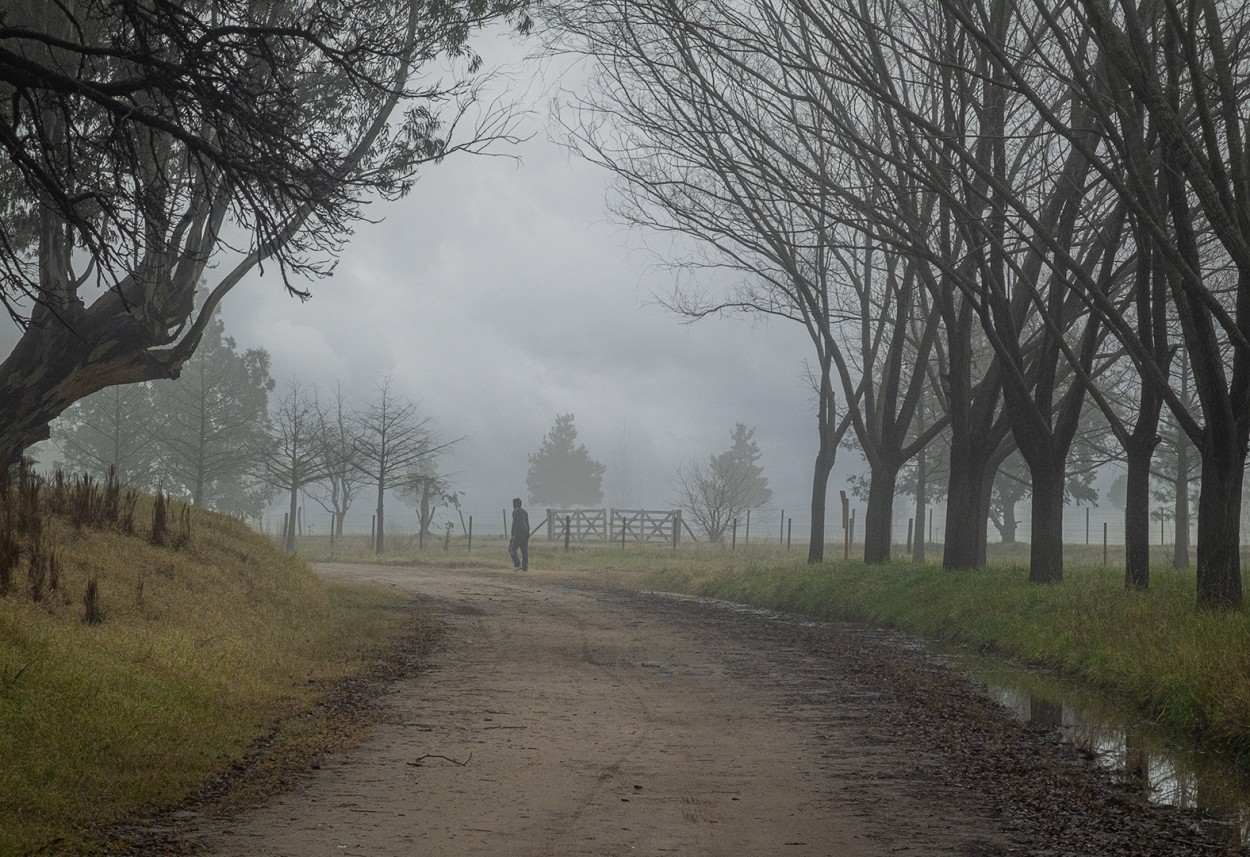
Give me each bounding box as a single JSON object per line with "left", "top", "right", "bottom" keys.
{"left": 261, "top": 498, "right": 1250, "bottom": 562}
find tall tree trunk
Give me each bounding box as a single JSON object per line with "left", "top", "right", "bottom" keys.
{"left": 1027, "top": 456, "right": 1065, "bottom": 584}
{"left": 999, "top": 497, "right": 1018, "bottom": 545}
{"left": 1124, "top": 438, "right": 1154, "bottom": 590}
{"left": 286, "top": 479, "right": 298, "bottom": 553}
{"left": 808, "top": 443, "right": 836, "bottom": 564}
{"left": 375, "top": 475, "right": 386, "bottom": 555}
{"left": 1173, "top": 430, "right": 1191, "bottom": 570}
{"left": 808, "top": 364, "right": 838, "bottom": 564}
{"left": 912, "top": 444, "right": 927, "bottom": 564}
{"left": 862, "top": 461, "right": 898, "bottom": 564}
{"left": 943, "top": 431, "right": 994, "bottom": 569}
{"left": 1195, "top": 432, "right": 1245, "bottom": 610}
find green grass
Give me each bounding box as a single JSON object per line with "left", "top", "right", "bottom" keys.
{"left": 0, "top": 502, "right": 414, "bottom": 856}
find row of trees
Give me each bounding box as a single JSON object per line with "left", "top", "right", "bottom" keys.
{"left": 554, "top": 0, "right": 1250, "bottom": 608}
{"left": 50, "top": 316, "right": 456, "bottom": 553}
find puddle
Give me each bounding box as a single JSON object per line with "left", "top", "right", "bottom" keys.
{"left": 647, "top": 591, "right": 1250, "bottom": 846}
{"left": 931, "top": 644, "right": 1250, "bottom": 847}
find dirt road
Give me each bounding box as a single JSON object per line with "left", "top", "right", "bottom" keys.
{"left": 185, "top": 564, "right": 1230, "bottom": 857}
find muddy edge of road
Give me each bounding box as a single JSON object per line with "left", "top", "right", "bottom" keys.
{"left": 114, "top": 568, "right": 1242, "bottom": 857}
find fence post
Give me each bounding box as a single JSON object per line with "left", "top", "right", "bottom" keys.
{"left": 609, "top": 508, "right": 616, "bottom": 543}
{"left": 850, "top": 509, "right": 856, "bottom": 556}
{"left": 468, "top": 515, "right": 473, "bottom": 553}
{"left": 780, "top": 510, "right": 785, "bottom": 544}
{"left": 732, "top": 517, "right": 738, "bottom": 551}
{"left": 745, "top": 510, "right": 751, "bottom": 545}
{"left": 672, "top": 510, "right": 680, "bottom": 551}
{"left": 503, "top": 509, "right": 508, "bottom": 539}
{"left": 419, "top": 518, "right": 425, "bottom": 551}
{"left": 1086, "top": 507, "right": 1090, "bottom": 545}
{"left": 840, "top": 491, "right": 850, "bottom": 561}
{"left": 564, "top": 515, "right": 572, "bottom": 552}
{"left": 548, "top": 508, "right": 556, "bottom": 541}
{"left": 787, "top": 518, "right": 792, "bottom": 550}
{"left": 371, "top": 515, "right": 376, "bottom": 552}
{"left": 329, "top": 514, "right": 335, "bottom": 551}
{"left": 907, "top": 518, "right": 914, "bottom": 554}
{"left": 1103, "top": 522, "right": 1108, "bottom": 567}
{"left": 621, "top": 517, "right": 627, "bottom": 550}
{"left": 282, "top": 512, "right": 290, "bottom": 549}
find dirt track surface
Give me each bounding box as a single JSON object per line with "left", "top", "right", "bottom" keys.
{"left": 184, "top": 564, "right": 1232, "bottom": 857}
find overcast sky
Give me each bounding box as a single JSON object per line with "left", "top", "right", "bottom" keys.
{"left": 7, "top": 28, "right": 870, "bottom": 538}
{"left": 215, "top": 30, "right": 866, "bottom": 534}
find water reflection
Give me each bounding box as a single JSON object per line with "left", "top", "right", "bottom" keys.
{"left": 653, "top": 592, "right": 1250, "bottom": 844}
{"left": 954, "top": 655, "right": 1250, "bottom": 846}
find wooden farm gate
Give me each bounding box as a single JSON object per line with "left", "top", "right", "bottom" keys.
{"left": 544, "top": 508, "right": 684, "bottom": 546}
{"left": 545, "top": 508, "right": 608, "bottom": 542}
{"left": 610, "top": 509, "right": 682, "bottom": 545}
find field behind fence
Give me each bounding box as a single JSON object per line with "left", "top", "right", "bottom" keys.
{"left": 263, "top": 499, "right": 1250, "bottom": 567}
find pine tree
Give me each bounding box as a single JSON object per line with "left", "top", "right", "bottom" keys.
{"left": 527, "top": 414, "right": 605, "bottom": 507}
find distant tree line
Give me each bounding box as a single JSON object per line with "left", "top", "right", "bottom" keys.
{"left": 49, "top": 311, "right": 458, "bottom": 554}
{"left": 555, "top": 0, "right": 1250, "bottom": 608}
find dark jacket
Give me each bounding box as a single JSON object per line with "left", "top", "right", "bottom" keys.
{"left": 511, "top": 507, "right": 530, "bottom": 541}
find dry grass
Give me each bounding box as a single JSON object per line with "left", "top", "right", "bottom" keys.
{"left": 0, "top": 490, "right": 413, "bottom": 856}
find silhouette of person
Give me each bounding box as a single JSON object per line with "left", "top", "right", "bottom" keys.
{"left": 509, "top": 497, "right": 530, "bottom": 571}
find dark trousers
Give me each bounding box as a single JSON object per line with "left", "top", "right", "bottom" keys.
{"left": 509, "top": 538, "right": 529, "bottom": 570}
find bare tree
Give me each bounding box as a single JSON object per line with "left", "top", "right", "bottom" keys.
{"left": 353, "top": 377, "right": 451, "bottom": 554}
{"left": 306, "top": 382, "right": 363, "bottom": 536}
{"left": 261, "top": 381, "right": 330, "bottom": 552}
{"left": 0, "top": 0, "right": 530, "bottom": 466}
{"left": 930, "top": 0, "right": 1250, "bottom": 607}
{"left": 556, "top": 0, "right": 946, "bottom": 562}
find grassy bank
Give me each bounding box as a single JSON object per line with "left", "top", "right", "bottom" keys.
{"left": 613, "top": 550, "right": 1250, "bottom": 755}
{"left": 0, "top": 497, "right": 414, "bottom": 855}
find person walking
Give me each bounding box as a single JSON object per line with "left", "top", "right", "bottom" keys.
{"left": 509, "top": 497, "right": 530, "bottom": 571}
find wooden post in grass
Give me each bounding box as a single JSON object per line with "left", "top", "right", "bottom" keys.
{"left": 282, "top": 512, "right": 289, "bottom": 549}
{"left": 564, "top": 515, "right": 571, "bottom": 552}
{"left": 330, "top": 514, "right": 335, "bottom": 551}
{"left": 672, "top": 510, "right": 680, "bottom": 551}
{"left": 1086, "top": 507, "right": 1090, "bottom": 545}
{"left": 371, "top": 515, "right": 376, "bottom": 552}
{"left": 840, "top": 491, "right": 850, "bottom": 561}
{"left": 780, "top": 510, "right": 785, "bottom": 544}
{"left": 787, "top": 518, "right": 792, "bottom": 550}
{"left": 745, "top": 510, "right": 751, "bottom": 545}
{"left": 468, "top": 516, "right": 473, "bottom": 553}
{"left": 907, "top": 518, "right": 914, "bottom": 554}
{"left": 621, "top": 517, "right": 627, "bottom": 549}
{"left": 1103, "top": 522, "right": 1108, "bottom": 567}
{"left": 732, "top": 517, "right": 738, "bottom": 551}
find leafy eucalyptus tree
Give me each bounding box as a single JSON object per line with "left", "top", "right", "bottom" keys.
{"left": 0, "top": 0, "right": 530, "bottom": 466}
